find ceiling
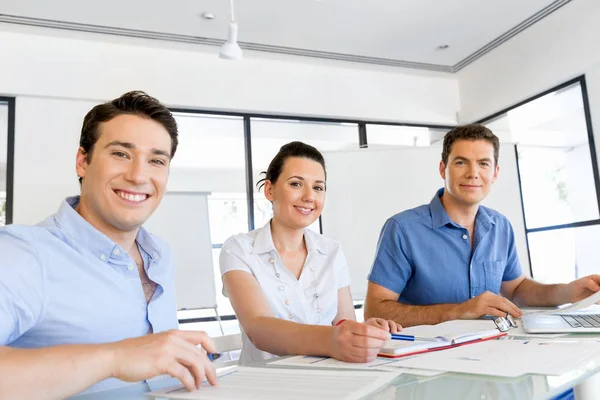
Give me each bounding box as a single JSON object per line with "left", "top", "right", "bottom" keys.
{"left": 0, "top": 0, "right": 572, "bottom": 72}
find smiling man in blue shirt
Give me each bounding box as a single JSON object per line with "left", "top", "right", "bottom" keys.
{"left": 364, "top": 124, "right": 600, "bottom": 328}
{"left": 0, "top": 92, "right": 217, "bottom": 399}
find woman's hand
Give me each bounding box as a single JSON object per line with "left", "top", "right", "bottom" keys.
{"left": 365, "top": 318, "right": 402, "bottom": 334}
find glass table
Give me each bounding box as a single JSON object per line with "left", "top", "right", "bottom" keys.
{"left": 73, "top": 340, "right": 600, "bottom": 400}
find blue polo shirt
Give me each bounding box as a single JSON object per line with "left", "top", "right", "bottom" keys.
{"left": 0, "top": 196, "right": 178, "bottom": 393}
{"left": 368, "top": 188, "right": 522, "bottom": 305}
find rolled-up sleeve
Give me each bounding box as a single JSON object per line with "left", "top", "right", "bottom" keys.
{"left": 367, "top": 218, "right": 413, "bottom": 296}
{"left": 0, "top": 229, "right": 45, "bottom": 345}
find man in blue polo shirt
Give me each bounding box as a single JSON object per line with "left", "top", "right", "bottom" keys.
{"left": 364, "top": 124, "right": 600, "bottom": 327}
{"left": 0, "top": 92, "right": 217, "bottom": 398}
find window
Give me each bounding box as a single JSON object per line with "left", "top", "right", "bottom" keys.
{"left": 365, "top": 125, "right": 448, "bottom": 148}
{"left": 170, "top": 113, "right": 247, "bottom": 334}
{"left": 482, "top": 78, "right": 600, "bottom": 283}
{"left": 249, "top": 118, "right": 360, "bottom": 231}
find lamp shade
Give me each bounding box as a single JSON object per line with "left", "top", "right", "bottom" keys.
{"left": 219, "top": 22, "right": 243, "bottom": 60}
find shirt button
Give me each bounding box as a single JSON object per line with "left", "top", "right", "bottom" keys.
{"left": 99, "top": 254, "right": 106, "bottom": 261}
{"left": 462, "top": 234, "right": 468, "bottom": 240}
{"left": 288, "top": 314, "right": 294, "bottom": 319}
{"left": 310, "top": 267, "right": 316, "bottom": 272}
{"left": 113, "top": 248, "right": 121, "bottom": 256}
{"left": 279, "top": 286, "right": 284, "bottom": 291}
{"left": 127, "top": 264, "right": 135, "bottom": 271}
{"left": 285, "top": 299, "right": 290, "bottom": 305}
{"left": 269, "top": 258, "right": 275, "bottom": 264}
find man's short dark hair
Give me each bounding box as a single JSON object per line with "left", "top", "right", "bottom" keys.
{"left": 441, "top": 123, "right": 499, "bottom": 166}
{"left": 78, "top": 91, "right": 178, "bottom": 183}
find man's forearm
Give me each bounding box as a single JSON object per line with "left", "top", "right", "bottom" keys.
{"left": 0, "top": 344, "right": 114, "bottom": 400}
{"left": 511, "top": 279, "right": 567, "bottom": 307}
{"left": 364, "top": 300, "right": 458, "bottom": 328}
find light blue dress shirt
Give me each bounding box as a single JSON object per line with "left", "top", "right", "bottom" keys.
{"left": 0, "top": 196, "right": 178, "bottom": 393}
{"left": 368, "top": 188, "right": 522, "bottom": 305}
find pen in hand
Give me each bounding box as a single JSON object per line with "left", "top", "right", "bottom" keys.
{"left": 391, "top": 334, "right": 440, "bottom": 342}
{"left": 207, "top": 352, "right": 222, "bottom": 362}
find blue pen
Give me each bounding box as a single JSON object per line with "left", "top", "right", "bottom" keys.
{"left": 391, "top": 333, "right": 439, "bottom": 342}
{"left": 207, "top": 352, "right": 222, "bottom": 362}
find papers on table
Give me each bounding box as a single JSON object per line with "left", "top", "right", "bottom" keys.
{"left": 270, "top": 355, "right": 399, "bottom": 370}
{"left": 269, "top": 355, "right": 445, "bottom": 376}
{"left": 388, "top": 339, "right": 600, "bottom": 377}
{"left": 147, "top": 367, "right": 400, "bottom": 400}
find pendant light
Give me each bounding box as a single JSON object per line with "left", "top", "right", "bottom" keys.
{"left": 219, "top": 0, "right": 243, "bottom": 60}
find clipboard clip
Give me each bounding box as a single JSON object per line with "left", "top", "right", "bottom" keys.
{"left": 493, "top": 313, "right": 519, "bottom": 332}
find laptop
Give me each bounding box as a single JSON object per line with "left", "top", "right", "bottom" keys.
{"left": 522, "top": 291, "right": 600, "bottom": 334}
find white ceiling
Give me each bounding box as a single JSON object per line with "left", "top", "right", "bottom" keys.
{"left": 0, "top": 0, "right": 572, "bottom": 72}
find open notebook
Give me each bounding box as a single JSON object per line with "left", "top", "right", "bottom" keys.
{"left": 378, "top": 320, "right": 506, "bottom": 358}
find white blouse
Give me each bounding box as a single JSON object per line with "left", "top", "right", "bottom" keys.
{"left": 219, "top": 221, "right": 351, "bottom": 365}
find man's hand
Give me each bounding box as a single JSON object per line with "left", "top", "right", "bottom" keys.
{"left": 329, "top": 320, "right": 391, "bottom": 363}
{"left": 453, "top": 291, "right": 522, "bottom": 319}
{"left": 107, "top": 330, "right": 218, "bottom": 391}
{"left": 563, "top": 275, "right": 600, "bottom": 304}
{"left": 365, "top": 318, "right": 402, "bottom": 333}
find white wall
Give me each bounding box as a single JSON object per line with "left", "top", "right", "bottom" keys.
{"left": 457, "top": 0, "right": 600, "bottom": 163}
{"left": 14, "top": 97, "right": 92, "bottom": 224}
{"left": 0, "top": 25, "right": 460, "bottom": 125}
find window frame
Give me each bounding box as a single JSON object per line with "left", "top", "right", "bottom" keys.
{"left": 0, "top": 96, "right": 15, "bottom": 225}
{"left": 477, "top": 75, "right": 600, "bottom": 278}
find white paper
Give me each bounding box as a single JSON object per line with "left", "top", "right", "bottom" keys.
{"left": 270, "top": 355, "right": 401, "bottom": 370}
{"left": 148, "top": 367, "right": 400, "bottom": 400}
{"left": 523, "top": 291, "right": 600, "bottom": 316}
{"left": 388, "top": 339, "right": 600, "bottom": 377}
{"left": 270, "top": 356, "right": 446, "bottom": 376}
{"left": 380, "top": 339, "right": 448, "bottom": 355}
{"left": 400, "top": 319, "right": 499, "bottom": 340}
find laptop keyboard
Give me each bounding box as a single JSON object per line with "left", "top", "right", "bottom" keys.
{"left": 561, "top": 314, "right": 600, "bottom": 328}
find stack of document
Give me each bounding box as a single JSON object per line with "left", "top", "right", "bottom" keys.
{"left": 389, "top": 339, "right": 600, "bottom": 377}
{"left": 379, "top": 320, "right": 505, "bottom": 358}
{"left": 148, "top": 367, "right": 401, "bottom": 400}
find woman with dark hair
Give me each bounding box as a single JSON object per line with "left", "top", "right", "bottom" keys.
{"left": 220, "top": 141, "right": 400, "bottom": 365}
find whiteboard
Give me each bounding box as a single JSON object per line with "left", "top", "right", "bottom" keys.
{"left": 144, "top": 192, "right": 217, "bottom": 310}
{"left": 321, "top": 145, "right": 529, "bottom": 300}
